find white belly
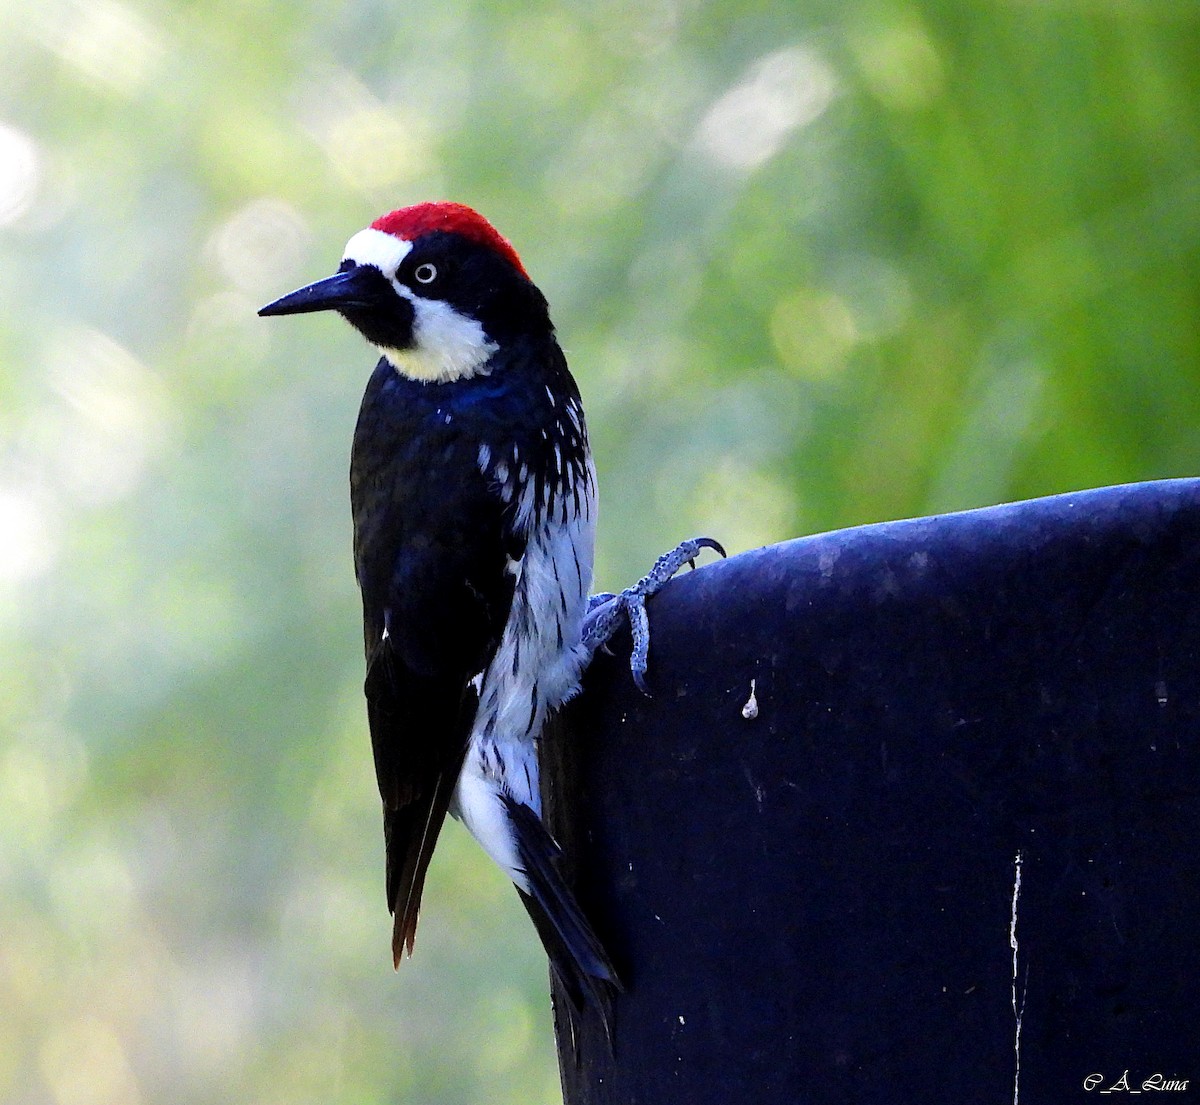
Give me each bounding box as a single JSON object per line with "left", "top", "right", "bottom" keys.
{"left": 451, "top": 459, "right": 596, "bottom": 883}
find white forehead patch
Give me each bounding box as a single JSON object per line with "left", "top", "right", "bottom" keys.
{"left": 342, "top": 227, "right": 413, "bottom": 277}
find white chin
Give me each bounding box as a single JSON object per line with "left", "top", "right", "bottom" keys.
{"left": 381, "top": 295, "right": 499, "bottom": 383}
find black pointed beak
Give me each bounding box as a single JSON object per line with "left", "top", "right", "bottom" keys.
{"left": 258, "top": 265, "right": 383, "bottom": 317}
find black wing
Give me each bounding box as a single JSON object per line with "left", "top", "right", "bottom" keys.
{"left": 351, "top": 363, "right": 523, "bottom": 964}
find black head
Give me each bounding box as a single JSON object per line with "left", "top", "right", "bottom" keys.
{"left": 259, "top": 202, "right": 551, "bottom": 383}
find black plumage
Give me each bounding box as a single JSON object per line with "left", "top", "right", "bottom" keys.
{"left": 351, "top": 349, "right": 568, "bottom": 960}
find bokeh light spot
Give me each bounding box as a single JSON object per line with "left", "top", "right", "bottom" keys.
{"left": 770, "top": 288, "right": 858, "bottom": 379}
{"left": 210, "top": 198, "right": 311, "bottom": 297}
{"left": 686, "top": 457, "right": 798, "bottom": 553}
{"left": 301, "top": 70, "right": 438, "bottom": 193}
{"left": 40, "top": 1016, "right": 141, "bottom": 1105}
{"left": 0, "top": 122, "right": 41, "bottom": 226}
{"left": 41, "top": 0, "right": 165, "bottom": 94}
{"left": 43, "top": 329, "right": 175, "bottom": 505}
{"left": 694, "top": 45, "right": 837, "bottom": 172}
{"left": 0, "top": 490, "right": 56, "bottom": 582}
{"left": 852, "top": 19, "right": 945, "bottom": 111}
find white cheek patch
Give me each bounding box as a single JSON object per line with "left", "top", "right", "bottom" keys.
{"left": 378, "top": 290, "right": 499, "bottom": 384}
{"left": 342, "top": 228, "right": 412, "bottom": 275}
{"left": 343, "top": 227, "right": 498, "bottom": 383}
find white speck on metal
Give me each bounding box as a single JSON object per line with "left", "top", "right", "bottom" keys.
{"left": 742, "top": 678, "right": 759, "bottom": 719}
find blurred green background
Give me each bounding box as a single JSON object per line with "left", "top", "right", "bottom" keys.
{"left": 1, "top": 0, "right": 1198, "bottom": 1102}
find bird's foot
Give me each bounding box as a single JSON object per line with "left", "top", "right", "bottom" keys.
{"left": 582, "top": 536, "right": 725, "bottom": 695}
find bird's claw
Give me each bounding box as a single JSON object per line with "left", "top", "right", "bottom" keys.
{"left": 637, "top": 536, "right": 726, "bottom": 589}
{"left": 582, "top": 536, "right": 725, "bottom": 695}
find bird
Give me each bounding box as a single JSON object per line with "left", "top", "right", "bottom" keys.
{"left": 259, "top": 201, "right": 721, "bottom": 1037}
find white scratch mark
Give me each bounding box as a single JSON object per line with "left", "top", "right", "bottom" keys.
{"left": 1010, "top": 850, "right": 1027, "bottom": 1105}
{"left": 742, "top": 677, "right": 759, "bottom": 719}
{"left": 743, "top": 764, "right": 764, "bottom": 809}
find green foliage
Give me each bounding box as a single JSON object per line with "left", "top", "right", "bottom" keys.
{"left": 0, "top": 0, "right": 1197, "bottom": 1101}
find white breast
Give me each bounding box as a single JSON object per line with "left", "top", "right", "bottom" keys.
{"left": 450, "top": 450, "right": 597, "bottom": 885}
{"left": 478, "top": 452, "right": 598, "bottom": 770}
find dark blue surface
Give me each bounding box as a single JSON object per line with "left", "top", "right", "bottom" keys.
{"left": 546, "top": 479, "right": 1200, "bottom": 1104}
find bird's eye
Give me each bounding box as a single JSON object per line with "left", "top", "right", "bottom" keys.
{"left": 413, "top": 263, "right": 438, "bottom": 285}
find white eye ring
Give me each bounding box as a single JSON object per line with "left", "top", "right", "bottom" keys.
{"left": 413, "top": 263, "right": 437, "bottom": 285}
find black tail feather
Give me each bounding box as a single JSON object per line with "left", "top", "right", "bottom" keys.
{"left": 503, "top": 796, "right": 621, "bottom": 1046}
{"left": 364, "top": 635, "right": 473, "bottom": 967}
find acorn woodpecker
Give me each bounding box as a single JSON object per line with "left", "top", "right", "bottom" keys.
{"left": 259, "top": 202, "right": 721, "bottom": 1034}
